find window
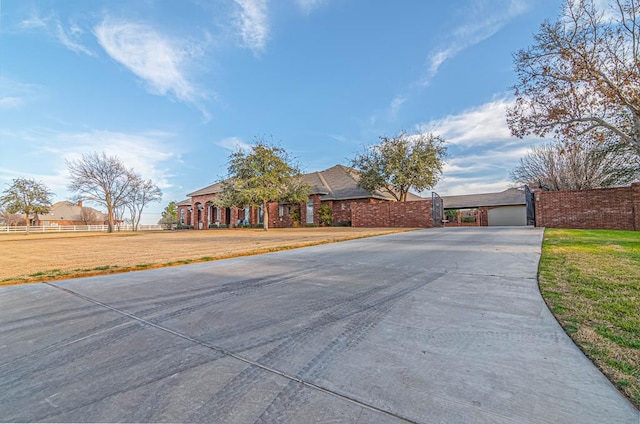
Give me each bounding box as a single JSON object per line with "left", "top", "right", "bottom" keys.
{"left": 306, "top": 200, "right": 314, "bottom": 224}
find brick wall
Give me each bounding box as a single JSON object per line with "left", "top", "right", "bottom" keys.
{"left": 351, "top": 200, "right": 433, "bottom": 228}
{"left": 534, "top": 183, "right": 640, "bottom": 230}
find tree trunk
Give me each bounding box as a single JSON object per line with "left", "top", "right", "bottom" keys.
{"left": 107, "top": 204, "right": 114, "bottom": 233}
{"left": 24, "top": 209, "right": 30, "bottom": 234}
{"left": 263, "top": 200, "right": 269, "bottom": 231}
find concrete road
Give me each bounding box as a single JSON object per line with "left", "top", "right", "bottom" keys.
{"left": 0, "top": 227, "right": 637, "bottom": 423}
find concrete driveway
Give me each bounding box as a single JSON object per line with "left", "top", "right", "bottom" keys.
{"left": 0, "top": 227, "right": 637, "bottom": 423}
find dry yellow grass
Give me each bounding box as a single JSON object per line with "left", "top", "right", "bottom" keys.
{"left": 0, "top": 227, "right": 408, "bottom": 284}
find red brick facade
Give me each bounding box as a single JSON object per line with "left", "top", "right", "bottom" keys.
{"left": 351, "top": 200, "right": 434, "bottom": 228}
{"left": 534, "top": 183, "right": 640, "bottom": 230}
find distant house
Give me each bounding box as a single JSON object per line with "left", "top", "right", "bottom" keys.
{"left": 32, "top": 201, "right": 107, "bottom": 227}
{"left": 442, "top": 188, "right": 527, "bottom": 226}
{"left": 177, "top": 164, "right": 424, "bottom": 229}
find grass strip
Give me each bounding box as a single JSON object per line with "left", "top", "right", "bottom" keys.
{"left": 539, "top": 228, "right": 639, "bottom": 408}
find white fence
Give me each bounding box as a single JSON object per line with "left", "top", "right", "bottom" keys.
{"left": 0, "top": 224, "right": 165, "bottom": 233}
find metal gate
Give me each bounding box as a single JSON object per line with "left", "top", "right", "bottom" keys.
{"left": 432, "top": 192, "right": 444, "bottom": 227}
{"left": 525, "top": 185, "right": 536, "bottom": 226}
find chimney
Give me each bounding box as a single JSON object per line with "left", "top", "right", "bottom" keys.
{"left": 77, "top": 200, "right": 83, "bottom": 208}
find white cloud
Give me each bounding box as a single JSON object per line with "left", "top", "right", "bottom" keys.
{"left": 38, "top": 130, "right": 178, "bottom": 191}
{"left": 56, "top": 22, "right": 94, "bottom": 56}
{"left": 424, "top": 0, "right": 529, "bottom": 83}
{"left": 0, "top": 77, "right": 42, "bottom": 109}
{"left": 18, "top": 12, "right": 93, "bottom": 56}
{"left": 434, "top": 178, "right": 514, "bottom": 196}
{"left": 95, "top": 18, "right": 204, "bottom": 105}
{"left": 215, "top": 136, "right": 252, "bottom": 152}
{"left": 418, "top": 96, "right": 546, "bottom": 196}
{"left": 389, "top": 96, "right": 406, "bottom": 120}
{"left": 20, "top": 14, "right": 49, "bottom": 29}
{"left": 233, "top": 0, "right": 269, "bottom": 52}
{"left": 0, "top": 96, "right": 23, "bottom": 109}
{"left": 421, "top": 98, "right": 515, "bottom": 146}
{"left": 0, "top": 128, "right": 179, "bottom": 223}
{"left": 295, "top": 0, "right": 326, "bottom": 14}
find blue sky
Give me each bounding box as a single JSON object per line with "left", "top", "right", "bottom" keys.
{"left": 0, "top": 0, "right": 561, "bottom": 223}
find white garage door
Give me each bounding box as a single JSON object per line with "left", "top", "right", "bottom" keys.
{"left": 487, "top": 206, "right": 526, "bottom": 226}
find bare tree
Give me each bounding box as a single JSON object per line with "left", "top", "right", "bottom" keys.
{"left": 79, "top": 207, "right": 101, "bottom": 225}
{"left": 507, "top": 0, "right": 640, "bottom": 156}
{"left": 126, "top": 174, "right": 162, "bottom": 231}
{"left": 0, "top": 209, "right": 26, "bottom": 226}
{"left": 0, "top": 178, "right": 53, "bottom": 233}
{"left": 511, "top": 139, "right": 640, "bottom": 190}
{"left": 67, "top": 152, "right": 135, "bottom": 233}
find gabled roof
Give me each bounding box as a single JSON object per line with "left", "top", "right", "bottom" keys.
{"left": 176, "top": 198, "right": 192, "bottom": 207}
{"left": 37, "top": 201, "right": 106, "bottom": 222}
{"left": 187, "top": 181, "right": 225, "bottom": 197}
{"left": 300, "top": 164, "right": 424, "bottom": 201}
{"left": 184, "top": 164, "right": 425, "bottom": 202}
{"left": 442, "top": 188, "right": 526, "bottom": 209}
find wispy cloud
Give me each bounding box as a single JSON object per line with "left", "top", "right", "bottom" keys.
{"left": 388, "top": 95, "right": 406, "bottom": 120}
{"left": 0, "top": 97, "right": 23, "bottom": 109}
{"left": 56, "top": 22, "right": 94, "bottom": 56}
{"left": 19, "top": 14, "right": 49, "bottom": 29}
{"left": 295, "top": 0, "right": 326, "bottom": 15}
{"left": 233, "top": 0, "right": 269, "bottom": 53}
{"left": 49, "top": 130, "right": 177, "bottom": 192}
{"left": 95, "top": 18, "right": 207, "bottom": 109}
{"left": 0, "top": 129, "right": 179, "bottom": 221}
{"left": 18, "top": 11, "right": 94, "bottom": 56}
{"left": 215, "top": 136, "right": 252, "bottom": 152}
{"left": 424, "top": 0, "right": 529, "bottom": 84}
{"left": 418, "top": 96, "right": 544, "bottom": 195}
{"left": 0, "top": 77, "right": 42, "bottom": 109}
{"left": 422, "top": 98, "right": 514, "bottom": 146}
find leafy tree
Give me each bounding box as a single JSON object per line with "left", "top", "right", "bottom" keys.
{"left": 350, "top": 131, "right": 447, "bottom": 201}
{"left": 126, "top": 174, "right": 162, "bottom": 231}
{"left": 158, "top": 201, "right": 179, "bottom": 229}
{"left": 67, "top": 152, "right": 136, "bottom": 233}
{"left": 511, "top": 139, "right": 640, "bottom": 190}
{"left": 219, "top": 139, "right": 311, "bottom": 231}
{"left": 507, "top": 0, "right": 640, "bottom": 156}
{"left": 0, "top": 178, "right": 53, "bottom": 233}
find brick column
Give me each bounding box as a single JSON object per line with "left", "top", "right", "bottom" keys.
{"left": 632, "top": 183, "right": 640, "bottom": 231}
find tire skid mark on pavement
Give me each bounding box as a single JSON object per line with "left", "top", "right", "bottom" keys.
{"left": 188, "top": 272, "right": 436, "bottom": 423}
{"left": 252, "top": 277, "right": 429, "bottom": 424}
{"left": 0, "top": 267, "right": 322, "bottom": 369}
{"left": 14, "top": 266, "right": 439, "bottom": 423}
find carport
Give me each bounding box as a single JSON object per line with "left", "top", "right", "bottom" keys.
{"left": 442, "top": 188, "right": 528, "bottom": 226}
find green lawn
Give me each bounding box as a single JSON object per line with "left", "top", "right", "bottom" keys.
{"left": 539, "top": 229, "right": 640, "bottom": 408}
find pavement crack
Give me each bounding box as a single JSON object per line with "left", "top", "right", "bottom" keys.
{"left": 44, "top": 282, "right": 420, "bottom": 424}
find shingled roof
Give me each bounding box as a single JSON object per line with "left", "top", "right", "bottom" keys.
{"left": 184, "top": 164, "right": 424, "bottom": 202}
{"left": 442, "top": 188, "right": 526, "bottom": 209}
{"left": 187, "top": 181, "right": 226, "bottom": 197}
{"left": 302, "top": 165, "right": 423, "bottom": 201}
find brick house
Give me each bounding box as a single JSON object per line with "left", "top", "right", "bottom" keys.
{"left": 177, "top": 164, "right": 424, "bottom": 229}
{"left": 32, "top": 201, "right": 107, "bottom": 226}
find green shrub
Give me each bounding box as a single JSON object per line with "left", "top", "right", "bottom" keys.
{"left": 318, "top": 204, "right": 333, "bottom": 226}
{"left": 290, "top": 207, "right": 301, "bottom": 227}
{"left": 332, "top": 221, "right": 352, "bottom": 227}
